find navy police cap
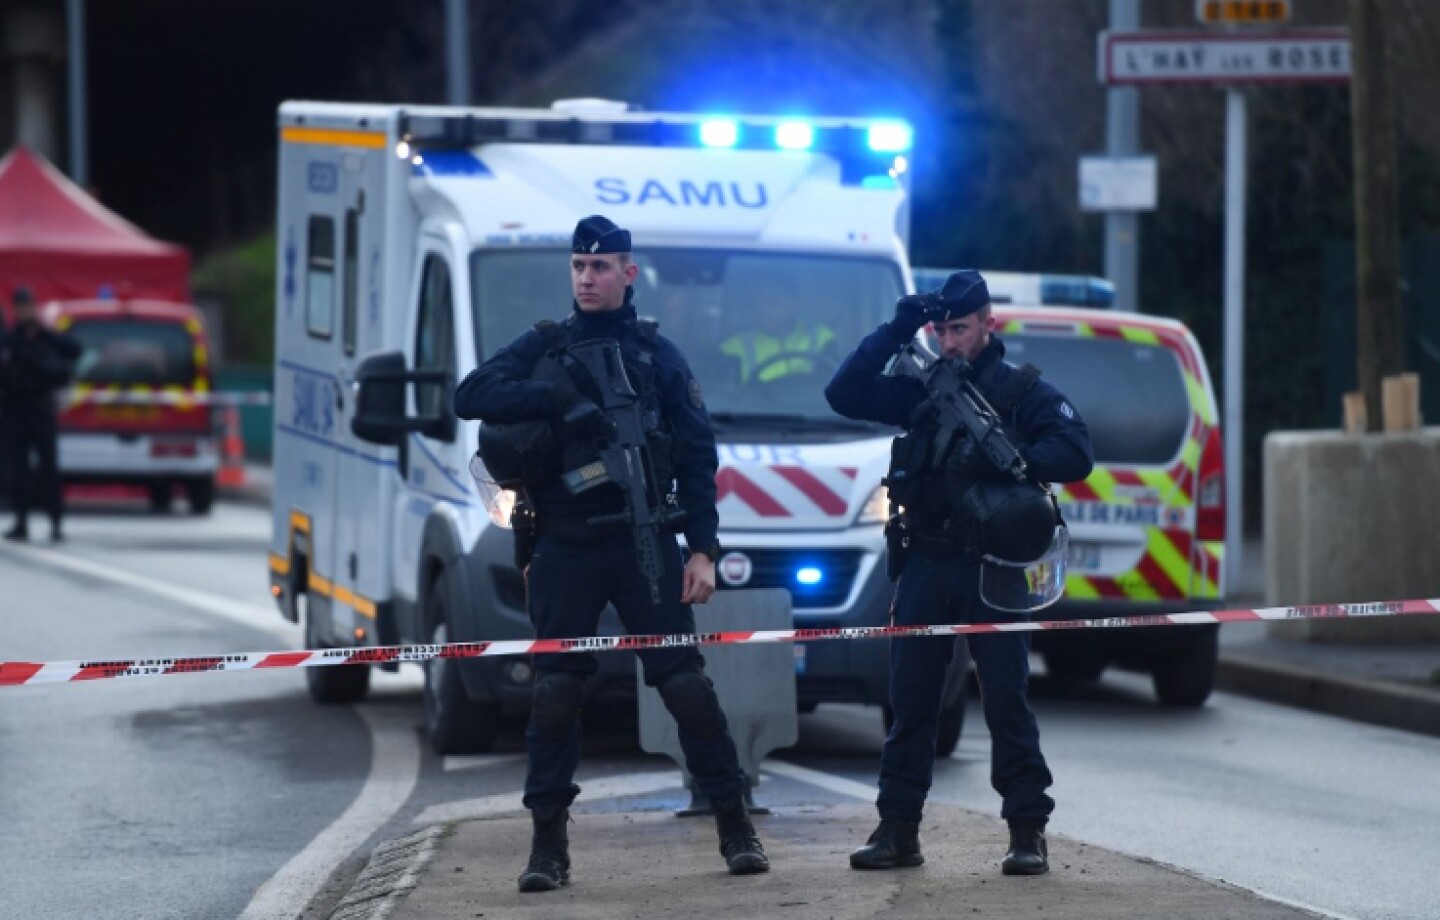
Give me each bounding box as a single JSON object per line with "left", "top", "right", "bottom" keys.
{"left": 934, "top": 269, "right": 990, "bottom": 321}
{"left": 572, "top": 214, "right": 632, "bottom": 254}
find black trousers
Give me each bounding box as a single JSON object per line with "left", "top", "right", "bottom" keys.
{"left": 522, "top": 532, "right": 746, "bottom": 815}
{"left": 879, "top": 549, "right": 1054, "bottom": 825}
{"left": 4, "top": 405, "right": 63, "bottom": 529}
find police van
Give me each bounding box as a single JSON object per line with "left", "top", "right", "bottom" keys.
{"left": 917, "top": 267, "right": 1226, "bottom": 706}
{"left": 267, "top": 100, "right": 985, "bottom": 755}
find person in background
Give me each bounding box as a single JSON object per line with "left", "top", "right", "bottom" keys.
{"left": 2, "top": 287, "right": 81, "bottom": 542}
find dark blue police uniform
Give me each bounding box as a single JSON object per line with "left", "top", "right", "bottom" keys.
{"left": 454, "top": 297, "right": 747, "bottom": 813}
{"left": 825, "top": 272, "right": 1092, "bottom": 872}
{"left": 452, "top": 219, "right": 769, "bottom": 894}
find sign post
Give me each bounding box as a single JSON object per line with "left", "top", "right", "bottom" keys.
{"left": 1098, "top": 27, "right": 1351, "bottom": 598}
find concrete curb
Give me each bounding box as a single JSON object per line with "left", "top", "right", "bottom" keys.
{"left": 328, "top": 826, "right": 449, "bottom": 920}
{"left": 1217, "top": 653, "right": 1440, "bottom": 738}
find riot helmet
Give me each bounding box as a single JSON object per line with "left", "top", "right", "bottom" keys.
{"left": 959, "top": 480, "right": 1070, "bottom": 613}
{"left": 959, "top": 479, "right": 1060, "bottom": 563}
{"left": 476, "top": 419, "right": 561, "bottom": 490}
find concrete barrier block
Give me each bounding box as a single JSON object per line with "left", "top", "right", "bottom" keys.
{"left": 637, "top": 588, "right": 797, "bottom": 810}
{"left": 1264, "top": 428, "right": 1440, "bottom": 641}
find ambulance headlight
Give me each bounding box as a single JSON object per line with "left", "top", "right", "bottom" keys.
{"left": 469, "top": 452, "right": 517, "bottom": 529}
{"left": 855, "top": 485, "right": 889, "bottom": 525}
{"left": 487, "top": 489, "right": 517, "bottom": 529}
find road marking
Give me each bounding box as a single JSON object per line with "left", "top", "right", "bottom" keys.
{"left": 0, "top": 541, "right": 297, "bottom": 643}
{"left": 762, "top": 760, "right": 876, "bottom": 801}
{"left": 239, "top": 704, "right": 421, "bottom": 919}
{"left": 442, "top": 754, "right": 524, "bottom": 773}
{"left": 412, "top": 771, "right": 682, "bottom": 826}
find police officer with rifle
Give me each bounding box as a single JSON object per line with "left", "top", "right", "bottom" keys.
{"left": 453, "top": 216, "right": 768, "bottom": 893}
{"left": 825, "top": 269, "right": 1093, "bottom": 876}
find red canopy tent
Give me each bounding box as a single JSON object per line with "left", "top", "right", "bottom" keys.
{"left": 0, "top": 146, "right": 190, "bottom": 318}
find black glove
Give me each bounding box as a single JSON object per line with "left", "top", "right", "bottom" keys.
{"left": 888, "top": 293, "right": 934, "bottom": 341}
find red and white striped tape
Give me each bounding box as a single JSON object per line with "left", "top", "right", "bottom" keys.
{"left": 63, "top": 390, "right": 273, "bottom": 407}
{"left": 3, "top": 598, "right": 1436, "bottom": 689}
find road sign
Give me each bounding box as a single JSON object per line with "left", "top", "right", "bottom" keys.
{"left": 1195, "top": 1, "right": 1290, "bottom": 25}
{"left": 1099, "top": 30, "right": 1350, "bottom": 86}
{"left": 1079, "top": 156, "right": 1157, "bottom": 212}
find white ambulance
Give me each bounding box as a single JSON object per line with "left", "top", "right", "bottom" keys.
{"left": 267, "top": 100, "right": 977, "bottom": 755}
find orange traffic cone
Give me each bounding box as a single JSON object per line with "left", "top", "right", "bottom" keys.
{"left": 216, "top": 405, "right": 246, "bottom": 488}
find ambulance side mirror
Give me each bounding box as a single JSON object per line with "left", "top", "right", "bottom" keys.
{"left": 351, "top": 350, "right": 455, "bottom": 445}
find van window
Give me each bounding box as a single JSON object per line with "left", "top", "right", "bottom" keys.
{"left": 306, "top": 215, "right": 335, "bottom": 339}
{"left": 70, "top": 320, "right": 197, "bottom": 387}
{"left": 469, "top": 249, "right": 900, "bottom": 421}
{"left": 414, "top": 255, "right": 456, "bottom": 433}
{"left": 1004, "top": 335, "right": 1191, "bottom": 465}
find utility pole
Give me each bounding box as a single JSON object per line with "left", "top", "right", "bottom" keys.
{"left": 1105, "top": 0, "right": 1142, "bottom": 313}
{"left": 66, "top": 0, "right": 87, "bottom": 187}
{"left": 445, "top": 0, "right": 471, "bottom": 106}
{"left": 1349, "top": 0, "right": 1404, "bottom": 430}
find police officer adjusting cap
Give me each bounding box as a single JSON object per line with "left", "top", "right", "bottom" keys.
{"left": 933, "top": 269, "right": 990, "bottom": 321}
{"left": 572, "top": 214, "right": 631, "bottom": 254}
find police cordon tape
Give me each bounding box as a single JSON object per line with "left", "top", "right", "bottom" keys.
{"left": 62, "top": 390, "right": 273, "bottom": 407}
{"left": 3, "top": 598, "right": 1437, "bottom": 689}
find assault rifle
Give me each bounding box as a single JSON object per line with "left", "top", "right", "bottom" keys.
{"left": 559, "top": 338, "right": 685, "bottom": 602}
{"left": 893, "top": 343, "right": 1028, "bottom": 483}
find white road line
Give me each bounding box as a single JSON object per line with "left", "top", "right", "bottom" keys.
{"left": 239, "top": 704, "right": 421, "bottom": 920}
{"left": 0, "top": 542, "right": 297, "bottom": 643}
{"left": 762, "top": 760, "right": 877, "bottom": 802}
{"left": 442, "top": 754, "right": 524, "bottom": 773}
{"left": 412, "top": 771, "right": 682, "bottom": 826}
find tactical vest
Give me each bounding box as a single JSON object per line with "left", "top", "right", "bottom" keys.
{"left": 534, "top": 315, "right": 678, "bottom": 495}
{"left": 890, "top": 358, "right": 1045, "bottom": 547}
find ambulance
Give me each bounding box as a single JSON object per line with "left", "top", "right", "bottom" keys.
{"left": 267, "top": 99, "right": 975, "bottom": 755}
{"left": 917, "top": 267, "right": 1227, "bottom": 706}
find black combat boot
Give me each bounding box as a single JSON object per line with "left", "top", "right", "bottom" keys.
{"left": 517, "top": 807, "right": 572, "bottom": 892}
{"left": 3, "top": 522, "right": 27, "bottom": 542}
{"left": 713, "top": 797, "right": 769, "bottom": 875}
{"left": 1001, "top": 821, "right": 1049, "bottom": 876}
{"left": 849, "top": 819, "right": 923, "bottom": 870}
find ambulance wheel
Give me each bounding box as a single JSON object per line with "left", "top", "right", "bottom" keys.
{"left": 304, "top": 600, "right": 371, "bottom": 704}
{"left": 1044, "top": 652, "right": 1108, "bottom": 684}
{"left": 1152, "top": 628, "right": 1218, "bottom": 708}
{"left": 187, "top": 477, "right": 215, "bottom": 515}
{"left": 148, "top": 482, "right": 171, "bottom": 513}
{"left": 422, "top": 573, "right": 499, "bottom": 755}
{"left": 882, "top": 699, "right": 965, "bottom": 758}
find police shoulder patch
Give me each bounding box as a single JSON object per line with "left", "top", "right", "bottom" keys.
{"left": 1059, "top": 401, "right": 1075, "bottom": 419}
{"left": 688, "top": 376, "right": 705, "bottom": 409}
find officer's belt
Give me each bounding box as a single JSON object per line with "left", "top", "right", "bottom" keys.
{"left": 907, "top": 519, "right": 980, "bottom": 557}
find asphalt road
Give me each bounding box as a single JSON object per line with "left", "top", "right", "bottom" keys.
{"left": 3, "top": 500, "right": 1436, "bottom": 919}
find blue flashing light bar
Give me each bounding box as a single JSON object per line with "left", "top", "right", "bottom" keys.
{"left": 867, "top": 121, "right": 913, "bottom": 153}
{"left": 775, "top": 121, "right": 815, "bottom": 150}
{"left": 1040, "top": 275, "right": 1116, "bottom": 308}
{"left": 699, "top": 119, "right": 740, "bottom": 148}
{"left": 795, "top": 566, "right": 824, "bottom": 586}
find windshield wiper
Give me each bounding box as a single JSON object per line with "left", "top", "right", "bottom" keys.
{"left": 708, "top": 411, "right": 889, "bottom": 433}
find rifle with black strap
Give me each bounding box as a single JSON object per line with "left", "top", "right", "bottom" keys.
{"left": 559, "top": 338, "right": 685, "bottom": 603}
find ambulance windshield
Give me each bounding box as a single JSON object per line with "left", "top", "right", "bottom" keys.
{"left": 470, "top": 249, "right": 902, "bottom": 424}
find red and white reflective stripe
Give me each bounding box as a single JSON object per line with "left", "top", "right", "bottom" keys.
{"left": 63, "top": 391, "right": 273, "bottom": 407}
{"left": 716, "top": 465, "right": 856, "bottom": 518}
{"left": 4, "top": 598, "right": 1438, "bottom": 689}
